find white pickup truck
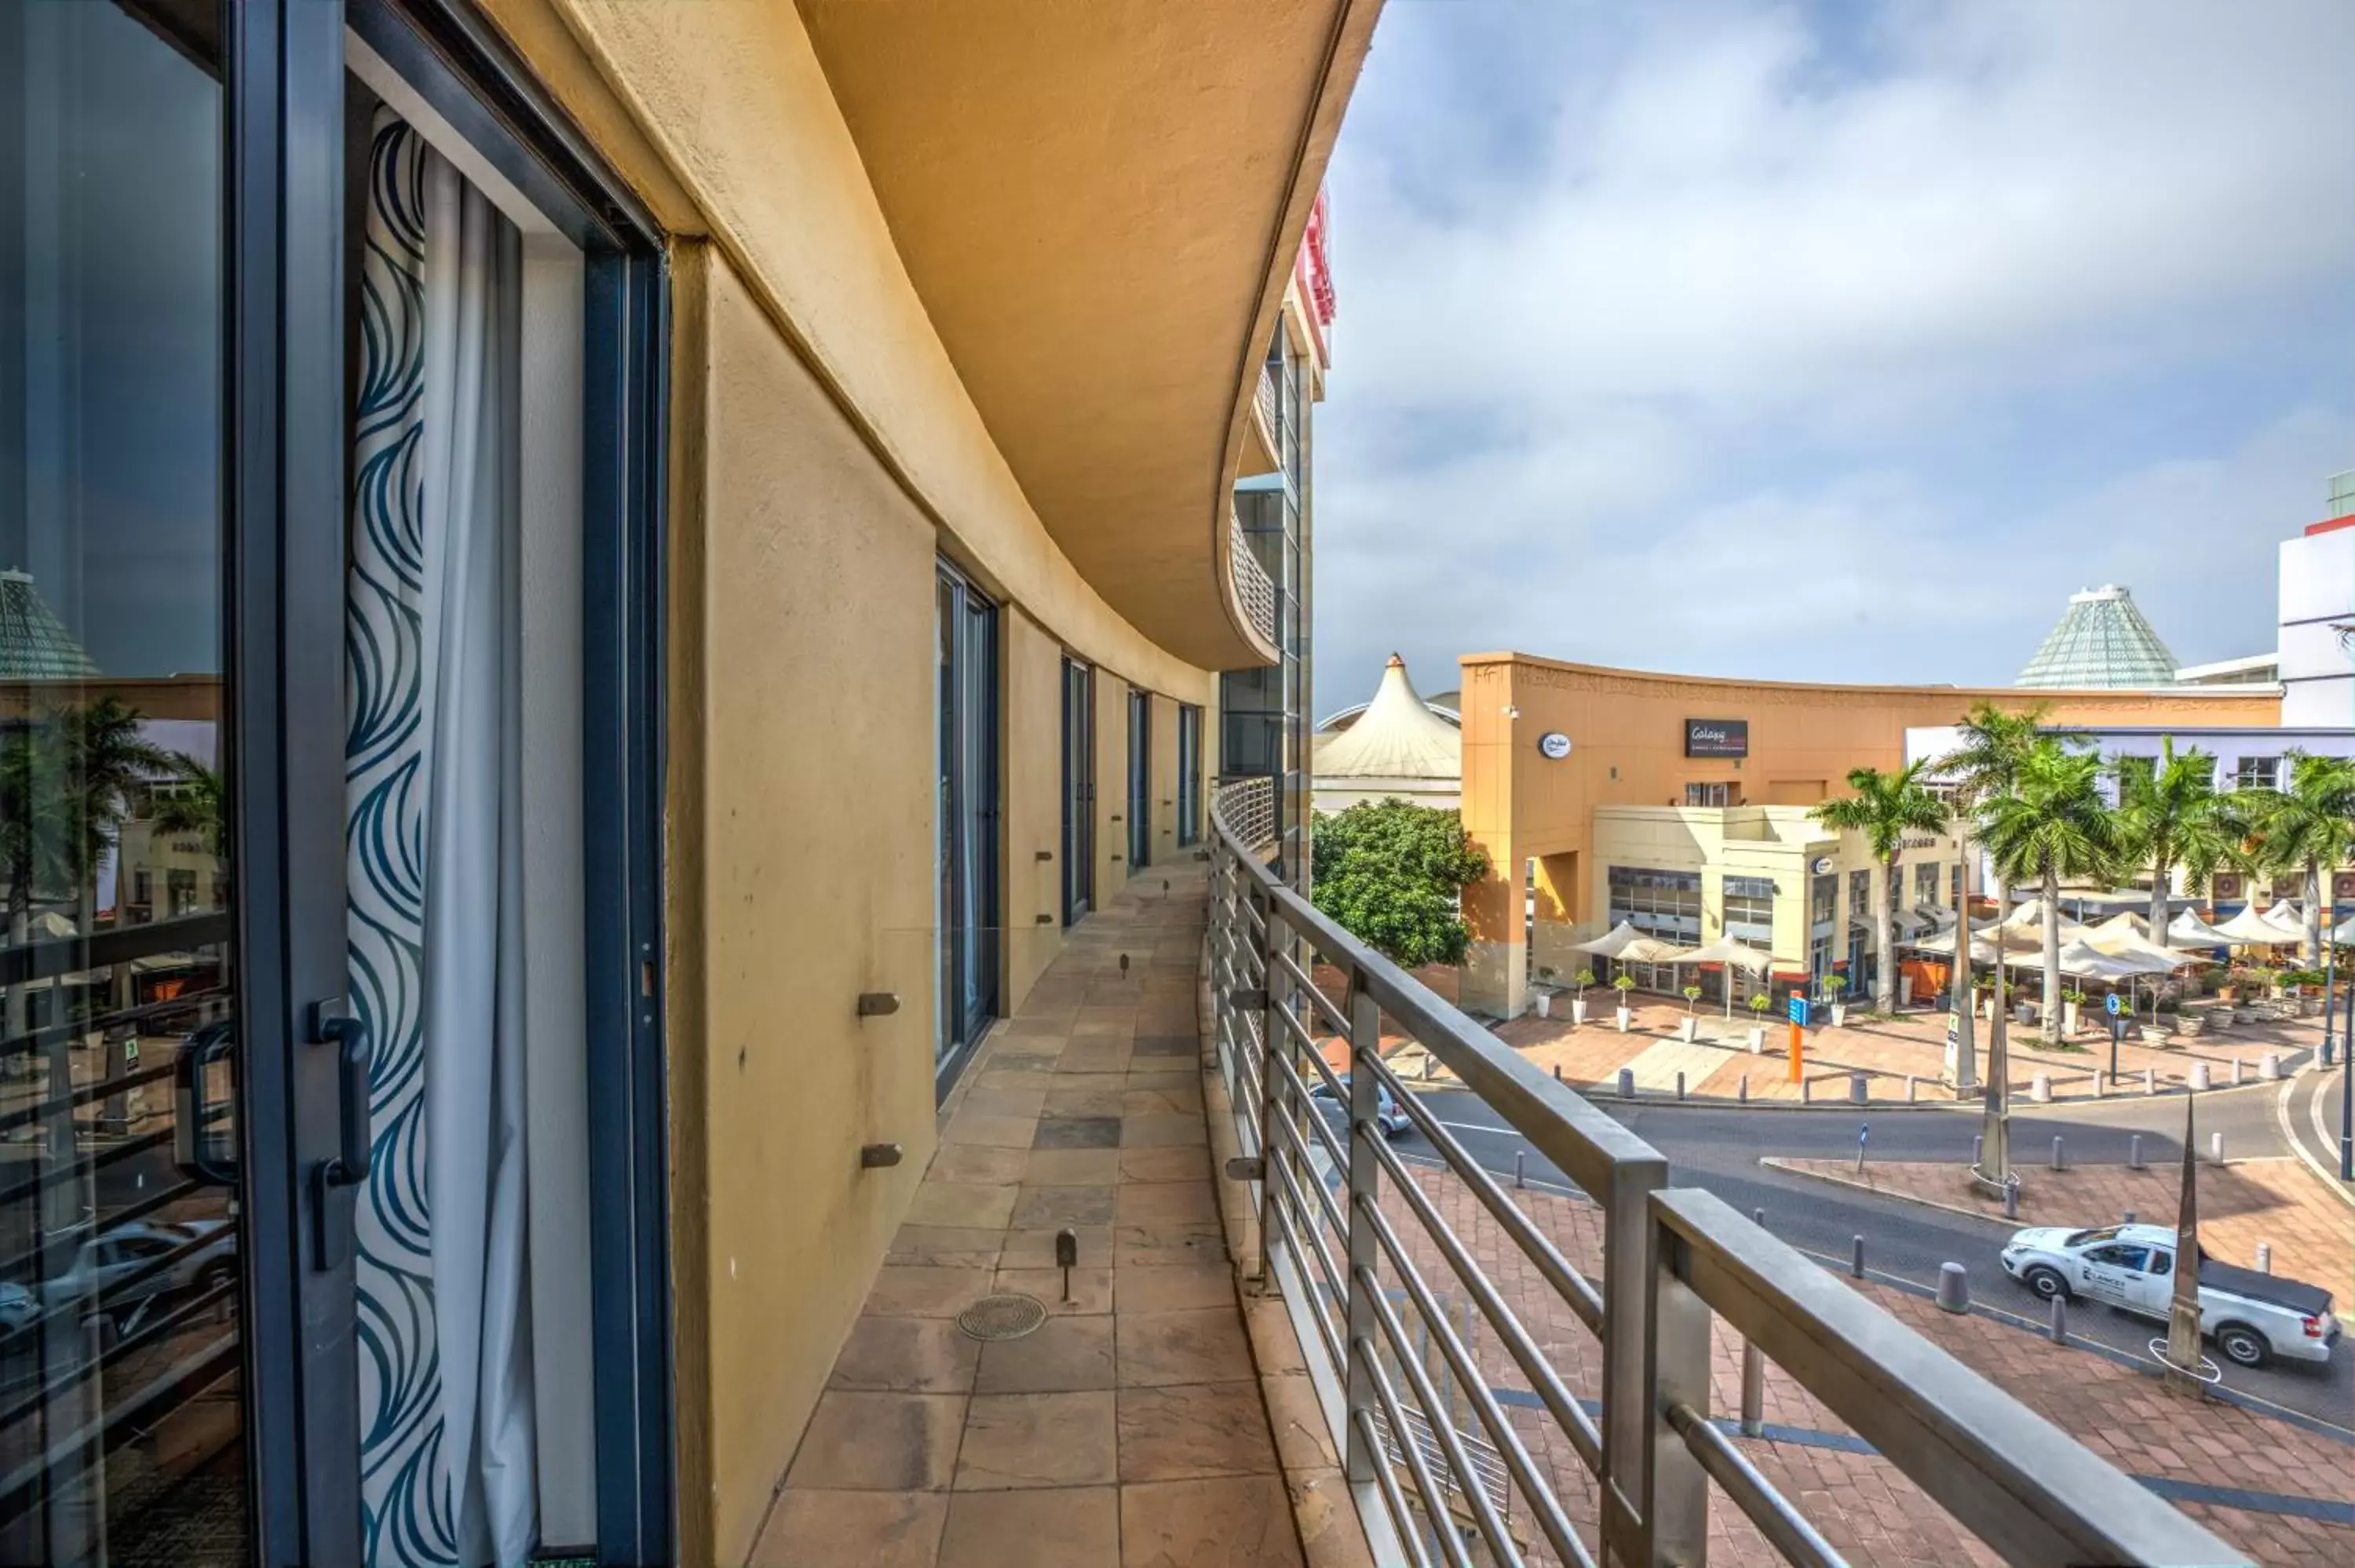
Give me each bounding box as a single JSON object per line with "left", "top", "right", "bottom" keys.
{"left": 2000, "top": 1223, "right": 2341, "bottom": 1369}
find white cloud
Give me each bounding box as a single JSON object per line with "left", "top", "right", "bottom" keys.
{"left": 1311, "top": 0, "right": 2355, "bottom": 712}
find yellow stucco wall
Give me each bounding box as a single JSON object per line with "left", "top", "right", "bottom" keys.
{"left": 1003, "top": 607, "right": 1068, "bottom": 1008}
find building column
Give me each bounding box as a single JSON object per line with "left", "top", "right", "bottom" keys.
{"left": 1528, "top": 851, "right": 1586, "bottom": 990}
{"left": 1460, "top": 842, "right": 1527, "bottom": 1019}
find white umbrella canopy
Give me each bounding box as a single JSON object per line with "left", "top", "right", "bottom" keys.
{"left": 1618, "top": 936, "right": 1690, "bottom": 965}
{"left": 2212, "top": 904, "right": 2302, "bottom": 945}
{"left": 2167, "top": 910, "right": 2233, "bottom": 946}
{"left": 2262, "top": 899, "right": 2307, "bottom": 935}
{"left": 2084, "top": 913, "right": 2206, "bottom": 968}
{"left": 1997, "top": 896, "right": 2088, "bottom": 943}
{"left": 2055, "top": 939, "right": 2178, "bottom": 980}
{"left": 1568, "top": 921, "right": 1649, "bottom": 959}
{"left": 1665, "top": 937, "right": 1774, "bottom": 973}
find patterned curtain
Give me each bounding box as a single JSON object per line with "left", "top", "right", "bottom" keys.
{"left": 346, "top": 106, "right": 535, "bottom": 1567}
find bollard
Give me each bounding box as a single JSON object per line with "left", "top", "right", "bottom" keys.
{"left": 1801, "top": 1077, "right": 1813, "bottom": 1105}
{"left": 1849, "top": 1071, "right": 1868, "bottom": 1106}
{"left": 2210, "top": 1131, "right": 2223, "bottom": 1164}
{"left": 2122, "top": 1209, "right": 2136, "bottom": 1224}
{"left": 1906, "top": 1074, "right": 1917, "bottom": 1103}
{"left": 1677, "top": 1070, "right": 1686, "bottom": 1102}
{"left": 2144, "top": 1067, "right": 2156, "bottom": 1096}
{"left": 1971, "top": 1133, "right": 1984, "bottom": 1168}
{"left": 2189, "top": 1062, "right": 2211, "bottom": 1092}
{"left": 2232, "top": 1058, "right": 2243, "bottom": 1086}
{"left": 2030, "top": 1073, "right": 2051, "bottom": 1103}
{"left": 1937, "top": 1262, "right": 1970, "bottom": 1314}
{"left": 1554, "top": 1063, "right": 1563, "bottom": 1083}
{"left": 2050, "top": 1292, "right": 2068, "bottom": 1346}
{"left": 1753, "top": 1206, "right": 1765, "bottom": 1227}
{"left": 1619, "top": 1067, "right": 1634, "bottom": 1098}
{"left": 2003, "top": 1177, "right": 2021, "bottom": 1220}
{"left": 1740, "top": 1341, "right": 1764, "bottom": 1437}
{"left": 2260, "top": 1052, "right": 2281, "bottom": 1081}
{"left": 2129, "top": 1133, "right": 2143, "bottom": 1170}
{"left": 2257, "top": 1243, "right": 2272, "bottom": 1274}
{"left": 2050, "top": 1135, "right": 2065, "bottom": 1172}
{"left": 1850, "top": 1235, "right": 1866, "bottom": 1279}
{"left": 1514, "top": 1150, "right": 1526, "bottom": 1190}
{"left": 1739, "top": 1074, "right": 1749, "bottom": 1104}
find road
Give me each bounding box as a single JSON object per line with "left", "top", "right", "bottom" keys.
{"left": 1393, "top": 1081, "right": 2353, "bottom": 1432}
{"left": 2283, "top": 1060, "right": 2353, "bottom": 1188}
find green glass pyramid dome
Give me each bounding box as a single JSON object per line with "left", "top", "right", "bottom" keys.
{"left": 0, "top": 570, "right": 100, "bottom": 680}
{"left": 2015, "top": 585, "right": 2178, "bottom": 688}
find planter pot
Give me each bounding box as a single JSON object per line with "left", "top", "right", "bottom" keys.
{"left": 2218, "top": 986, "right": 2238, "bottom": 1004}
{"left": 1616, "top": 1008, "right": 1632, "bottom": 1033}
{"left": 1571, "top": 998, "right": 1588, "bottom": 1026}
{"left": 1899, "top": 975, "right": 1915, "bottom": 1007}
{"left": 1747, "top": 1026, "right": 1766, "bottom": 1053}
{"left": 2062, "top": 1002, "right": 2081, "bottom": 1037}
{"left": 2139, "top": 1023, "right": 2173, "bottom": 1044}
{"left": 1535, "top": 993, "right": 1551, "bottom": 1019}
{"left": 1830, "top": 1004, "right": 1848, "bottom": 1029}
{"left": 1678, "top": 1017, "right": 1699, "bottom": 1043}
{"left": 2174, "top": 1015, "right": 2205, "bottom": 1038}
{"left": 2302, "top": 997, "right": 2324, "bottom": 1017}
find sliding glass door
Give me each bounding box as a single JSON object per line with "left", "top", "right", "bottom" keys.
{"left": 1061, "top": 658, "right": 1094, "bottom": 925}
{"left": 937, "top": 564, "right": 999, "bottom": 1090}
{"left": 1177, "top": 704, "right": 1202, "bottom": 848}
{"left": 1126, "top": 688, "right": 1152, "bottom": 873}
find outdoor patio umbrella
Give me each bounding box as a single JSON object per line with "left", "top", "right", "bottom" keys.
{"left": 2167, "top": 909, "right": 2232, "bottom": 948}
{"left": 2212, "top": 903, "right": 2301, "bottom": 946}
{"left": 1997, "top": 895, "right": 2088, "bottom": 944}
{"left": 1568, "top": 921, "right": 1648, "bottom": 959}
{"left": 1663, "top": 936, "right": 1774, "bottom": 1015}
{"left": 2262, "top": 900, "right": 2307, "bottom": 936}
{"left": 2085, "top": 912, "right": 2207, "bottom": 968}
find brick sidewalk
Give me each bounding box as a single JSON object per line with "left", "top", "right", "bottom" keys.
{"left": 1767, "top": 1156, "right": 2355, "bottom": 1302}
{"left": 1360, "top": 1165, "right": 2353, "bottom": 1568}
{"left": 1374, "top": 990, "right": 2326, "bottom": 1107}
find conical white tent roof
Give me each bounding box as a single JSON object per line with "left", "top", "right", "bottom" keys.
{"left": 1315, "top": 655, "right": 1462, "bottom": 781}
{"left": 2085, "top": 912, "right": 2204, "bottom": 967}
{"left": 1663, "top": 936, "right": 1775, "bottom": 973}
{"left": 2212, "top": 903, "right": 2299, "bottom": 944}
{"left": 2167, "top": 910, "right": 2232, "bottom": 946}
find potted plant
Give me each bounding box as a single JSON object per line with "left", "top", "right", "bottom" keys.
{"left": 1747, "top": 990, "right": 1773, "bottom": 1052}
{"left": 1973, "top": 973, "right": 1996, "bottom": 1020}
{"left": 1612, "top": 972, "right": 1637, "bottom": 1032}
{"left": 2060, "top": 986, "right": 2085, "bottom": 1037}
{"left": 1824, "top": 972, "right": 1849, "bottom": 1029}
{"left": 1678, "top": 983, "right": 1703, "bottom": 1041}
{"left": 1572, "top": 967, "right": 1596, "bottom": 1026}
{"left": 1535, "top": 965, "right": 1557, "bottom": 1019}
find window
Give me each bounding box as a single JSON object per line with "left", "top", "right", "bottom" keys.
{"left": 1177, "top": 703, "right": 1203, "bottom": 847}
{"left": 1952, "top": 862, "right": 1965, "bottom": 905}
{"left": 1684, "top": 782, "right": 1736, "bottom": 807}
{"left": 937, "top": 563, "right": 1001, "bottom": 1085}
{"left": 1849, "top": 870, "right": 1872, "bottom": 924}
{"left": 166, "top": 869, "right": 200, "bottom": 918}
{"left": 1809, "top": 874, "right": 1835, "bottom": 927}
{"left": 2114, "top": 754, "right": 2155, "bottom": 797}
{"left": 2082, "top": 1244, "right": 2151, "bottom": 1271}
{"left": 1915, "top": 862, "right": 1940, "bottom": 908}
{"left": 1127, "top": 687, "right": 1152, "bottom": 872}
{"left": 2234, "top": 756, "right": 2280, "bottom": 791}
{"left": 1061, "top": 658, "right": 1095, "bottom": 924}
{"left": 1722, "top": 876, "right": 1776, "bottom": 938}
{"left": 1607, "top": 866, "right": 1702, "bottom": 941}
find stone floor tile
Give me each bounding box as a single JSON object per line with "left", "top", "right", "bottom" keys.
{"left": 1122, "top": 1113, "right": 1209, "bottom": 1148}
{"left": 1125, "top": 1085, "right": 1205, "bottom": 1117}
{"left": 927, "top": 1143, "right": 1031, "bottom": 1185}
{"left": 1113, "top": 1263, "right": 1235, "bottom": 1315}
{"left": 868, "top": 1265, "right": 993, "bottom": 1318}
{"left": 954, "top": 1391, "right": 1119, "bottom": 1490}
{"left": 1118, "top": 1381, "right": 1280, "bottom": 1480}
{"left": 934, "top": 1486, "right": 1120, "bottom": 1568}
{"left": 1117, "top": 1182, "right": 1220, "bottom": 1226}
{"left": 1002, "top": 1225, "right": 1114, "bottom": 1269}
{"left": 1034, "top": 1115, "right": 1123, "bottom": 1150}
{"left": 1026, "top": 1147, "right": 1123, "bottom": 1185}
{"left": 1120, "top": 1475, "right": 1304, "bottom": 1566}
{"left": 1012, "top": 1183, "right": 1117, "bottom": 1227}
{"left": 785, "top": 1391, "right": 965, "bottom": 1492}
{"left": 1132, "top": 1035, "right": 1200, "bottom": 1057}
{"left": 907, "top": 1181, "right": 1021, "bottom": 1229}
{"left": 1118, "top": 1308, "right": 1258, "bottom": 1387}
{"left": 958, "top": 1083, "right": 1049, "bottom": 1119}
{"left": 995, "top": 1265, "right": 1115, "bottom": 1316}
{"left": 1121, "top": 1147, "right": 1214, "bottom": 1184}
{"left": 752, "top": 1489, "right": 947, "bottom": 1567}
{"left": 1261, "top": 1374, "right": 1337, "bottom": 1471}
{"left": 1042, "top": 1084, "right": 1127, "bottom": 1117}
{"left": 829, "top": 1315, "right": 983, "bottom": 1394}
{"left": 974, "top": 1314, "right": 1117, "bottom": 1394}
{"left": 944, "top": 1113, "right": 1043, "bottom": 1149}
{"left": 889, "top": 1226, "right": 1003, "bottom": 1268}
{"left": 1115, "top": 1224, "right": 1228, "bottom": 1268}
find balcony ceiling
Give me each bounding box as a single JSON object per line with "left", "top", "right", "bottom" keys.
{"left": 797, "top": 0, "right": 1374, "bottom": 672}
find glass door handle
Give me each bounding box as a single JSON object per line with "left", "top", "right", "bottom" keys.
{"left": 173, "top": 1021, "right": 239, "bottom": 1185}
{"left": 309, "top": 1001, "right": 373, "bottom": 1269}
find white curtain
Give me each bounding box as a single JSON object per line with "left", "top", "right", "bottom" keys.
{"left": 348, "top": 105, "right": 537, "bottom": 1568}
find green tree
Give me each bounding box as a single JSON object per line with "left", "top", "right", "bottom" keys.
{"left": 1809, "top": 761, "right": 1950, "bottom": 1013}
{"left": 2244, "top": 750, "right": 2355, "bottom": 965}
{"left": 148, "top": 754, "right": 228, "bottom": 861}
{"left": 1309, "top": 800, "right": 1491, "bottom": 968}
{"left": 1979, "top": 739, "right": 2120, "bottom": 1044}
{"left": 2112, "top": 737, "right": 2249, "bottom": 935}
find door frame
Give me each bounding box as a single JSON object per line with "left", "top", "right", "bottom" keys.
{"left": 1062, "top": 658, "right": 1094, "bottom": 924}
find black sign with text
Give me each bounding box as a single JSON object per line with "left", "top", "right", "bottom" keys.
{"left": 1685, "top": 718, "right": 1748, "bottom": 758}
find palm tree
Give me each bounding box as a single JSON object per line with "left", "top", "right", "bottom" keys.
{"left": 1979, "top": 739, "right": 2121, "bottom": 1045}
{"left": 2244, "top": 750, "right": 2355, "bottom": 965}
{"left": 1936, "top": 702, "right": 2053, "bottom": 1107}
{"left": 1810, "top": 761, "right": 1950, "bottom": 1012}
{"left": 148, "top": 754, "right": 228, "bottom": 861}
{"left": 2112, "top": 738, "right": 2248, "bottom": 935}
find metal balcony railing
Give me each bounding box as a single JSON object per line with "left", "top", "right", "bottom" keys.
{"left": 1202, "top": 794, "right": 2245, "bottom": 1568}
{"left": 1229, "top": 516, "right": 1279, "bottom": 651}
{"left": 1213, "top": 776, "right": 1277, "bottom": 858}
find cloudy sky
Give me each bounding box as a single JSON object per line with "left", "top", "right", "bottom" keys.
{"left": 1312, "top": 0, "right": 2355, "bottom": 712}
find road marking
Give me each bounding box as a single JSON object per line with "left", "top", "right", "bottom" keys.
{"left": 2274, "top": 1067, "right": 2355, "bottom": 1213}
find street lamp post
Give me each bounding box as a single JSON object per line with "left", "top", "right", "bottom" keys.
{"left": 2342, "top": 946, "right": 2353, "bottom": 1183}
{"left": 2325, "top": 902, "right": 2339, "bottom": 1070}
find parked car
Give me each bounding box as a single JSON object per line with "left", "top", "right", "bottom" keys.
{"left": 1307, "top": 1074, "right": 1414, "bottom": 1140}
{"left": 2000, "top": 1223, "right": 2340, "bottom": 1369}
{"left": 0, "top": 1281, "right": 36, "bottom": 1336}
{"left": 37, "top": 1220, "right": 237, "bottom": 1315}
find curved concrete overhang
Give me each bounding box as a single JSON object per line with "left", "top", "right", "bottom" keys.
{"left": 798, "top": 0, "right": 1381, "bottom": 672}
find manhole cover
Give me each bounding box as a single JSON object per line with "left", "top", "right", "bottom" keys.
{"left": 956, "top": 1293, "right": 1049, "bottom": 1342}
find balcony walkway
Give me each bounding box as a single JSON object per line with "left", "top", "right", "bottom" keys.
{"left": 756, "top": 864, "right": 1327, "bottom": 1567}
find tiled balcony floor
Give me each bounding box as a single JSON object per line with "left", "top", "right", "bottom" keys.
{"left": 755, "top": 866, "right": 1313, "bottom": 1568}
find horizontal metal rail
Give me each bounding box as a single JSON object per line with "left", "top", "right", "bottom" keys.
{"left": 1205, "top": 792, "right": 2252, "bottom": 1568}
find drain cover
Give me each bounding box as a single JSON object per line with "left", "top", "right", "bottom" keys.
{"left": 956, "top": 1293, "right": 1049, "bottom": 1342}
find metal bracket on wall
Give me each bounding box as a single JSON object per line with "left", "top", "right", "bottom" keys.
{"left": 856, "top": 993, "right": 900, "bottom": 1017}
{"left": 1035, "top": 849, "right": 1053, "bottom": 862}
{"left": 1224, "top": 1157, "right": 1265, "bottom": 1182}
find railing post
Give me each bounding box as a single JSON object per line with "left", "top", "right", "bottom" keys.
{"left": 1643, "top": 1207, "right": 1711, "bottom": 1567}
{"left": 1255, "top": 899, "right": 1291, "bottom": 1291}
{"left": 1601, "top": 1144, "right": 1671, "bottom": 1565}
{"left": 1345, "top": 979, "right": 1382, "bottom": 1486}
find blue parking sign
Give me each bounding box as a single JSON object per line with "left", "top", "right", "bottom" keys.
{"left": 1787, "top": 995, "right": 1809, "bottom": 1027}
{"left": 2104, "top": 993, "right": 2122, "bottom": 1017}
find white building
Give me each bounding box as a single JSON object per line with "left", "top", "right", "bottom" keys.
{"left": 2277, "top": 470, "right": 2355, "bottom": 726}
